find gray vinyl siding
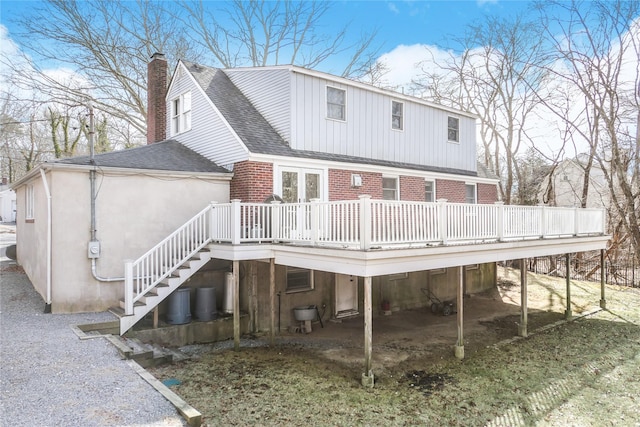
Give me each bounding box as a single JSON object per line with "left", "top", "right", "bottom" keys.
{"left": 167, "top": 65, "right": 248, "bottom": 166}
{"left": 225, "top": 68, "right": 291, "bottom": 142}
{"left": 290, "top": 72, "right": 477, "bottom": 173}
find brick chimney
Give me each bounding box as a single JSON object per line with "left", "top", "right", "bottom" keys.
{"left": 147, "top": 52, "right": 168, "bottom": 144}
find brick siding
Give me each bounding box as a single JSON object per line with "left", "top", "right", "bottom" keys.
{"left": 230, "top": 161, "right": 274, "bottom": 202}
{"left": 477, "top": 183, "right": 498, "bottom": 204}
{"left": 435, "top": 179, "right": 466, "bottom": 203}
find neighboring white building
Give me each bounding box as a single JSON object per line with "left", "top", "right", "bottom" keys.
{"left": 537, "top": 156, "right": 610, "bottom": 209}
{"left": 0, "top": 184, "right": 17, "bottom": 222}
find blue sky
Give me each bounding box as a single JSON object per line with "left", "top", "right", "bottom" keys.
{"left": 0, "top": 0, "right": 536, "bottom": 68}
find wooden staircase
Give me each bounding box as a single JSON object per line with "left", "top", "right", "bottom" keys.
{"left": 109, "top": 246, "right": 213, "bottom": 335}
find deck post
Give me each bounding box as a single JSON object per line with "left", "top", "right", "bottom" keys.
{"left": 437, "top": 199, "right": 448, "bottom": 245}
{"left": 270, "top": 201, "right": 281, "bottom": 243}
{"left": 249, "top": 261, "right": 258, "bottom": 333}
{"left": 362, "top": 276, "right": 374, "bottom": 388}
{"left": 455, "top": 265, "right": 465, "bottom": 359}
{"left": 519, "top": 259, "right": 528, "bottom": 337}
{"left": 359, "top": 195, "right": 372, "bottom": 250}
{"left": 495, "top": 201, "right": 504, "bottom": 241}
{"left": 310, "top": 198, "right": 319, "bottom": 245}
{"left": 124, "top": 260, "right": 134, "bottom": 315}
{"left": 230, "top": 199, "right": 241, "bottom": 245}
{"left": 600, "top": 249, "right": 607, "bottom": 309}
{"left": 269, "top": 258, "right": 276, "bottom": 345}
{"left": 233, "top": 260, "right": 240, "bottom": 351}
{"left": 540, "top": 204, "right": 547, "bottom": 238}
{"left": 565, "top": 254, "right": 572, "bottom": 319}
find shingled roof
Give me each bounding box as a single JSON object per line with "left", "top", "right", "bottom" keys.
{"left": 56, "top": 140, "right": 230, "bottom": 174}
{"left": 181, "top": 62, "right": 483, "bottom": 178}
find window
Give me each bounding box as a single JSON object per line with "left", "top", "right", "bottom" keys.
{"left": 382, "top": 177, "right": 398, "bottom": 200}
{"left": 286, "top": 267, "right": 314, "bottom": 292}
{"left": 391, "top": 100, "right": 403, "bottom": 130}
{"left": 448, "top": 116, "right": 459, "bottom": 142}
{"left": 465, "top": 183, "right": 477, "bottom": 204}
{"left": 25, "top": 184, "right": 34, "bottom": 220}
{"left": 326, "top": 87, "right": 346, "bottom": 121}
{"left": 425, "top": 180, "right": 435, "bottom": 202}
{"left": 171, "top": 92, "right": 192, "bottom": 135}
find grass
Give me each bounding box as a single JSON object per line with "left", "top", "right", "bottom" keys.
{"left": 150, "top": 270, "right": 640, "bottom": 426}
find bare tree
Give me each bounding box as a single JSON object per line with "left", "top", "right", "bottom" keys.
{"left": 537, "top": 0, "right": 640, "bottom": 261}
{"left": 414, "top": 15, "right": 548, "bottom": 204}
{"left": 3, "top": 0, "right": 201, "bottom": 140}
{"left": 179, "top": 0, "right": 379, "bottom": 78}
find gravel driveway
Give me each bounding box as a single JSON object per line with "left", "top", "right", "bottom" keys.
{"left": 0, "top": 224, "right": 186, "bottom": 426}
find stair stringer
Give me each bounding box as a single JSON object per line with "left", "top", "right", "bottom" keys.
{"left": 117, "top": 250, "right": 213, "bottom": 335}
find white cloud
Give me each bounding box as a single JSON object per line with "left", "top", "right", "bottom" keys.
{"left": 387, "top": 2, "right": 400, "bottom": 14}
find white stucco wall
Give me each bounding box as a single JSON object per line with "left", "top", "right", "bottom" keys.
{"left": 17, "top": 166, "right": 230, "bottom": 313}
{"left": 15, "top": 176, "right": 50, "bottom": 305}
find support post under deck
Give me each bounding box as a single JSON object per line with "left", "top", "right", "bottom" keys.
{"left": 233, "top": 260, "right": 240, "bottom": 351}
{"left": 455, "top": 265, "right": 465, "bottom": 359}
{"left": 362, "top": 276, "right": 374, "bottom": 388}
{"left": 269, "top": 258, "right": 276, "bottom": 345}
{"left": 565, "top": 254, "right": 572, "bottom": 319}
{"left": 519, "top": 259, "right": 528, "bottom": 338}
{"left": 600, "top": 249, "right": 607, "bottom": 309}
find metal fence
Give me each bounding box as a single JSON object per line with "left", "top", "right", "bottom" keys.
{"left": 502, "top": 254, "right": 639, "bottom": 288}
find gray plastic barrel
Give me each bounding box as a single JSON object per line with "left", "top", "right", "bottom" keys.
{"left": 166, "top": 287, "right": 191, "bottom": 325}
{"left": 223, "top": 272, "right": 234, "bottom": 314}
{"left": 195, "top": 287, "right": 217, "bottom": 321}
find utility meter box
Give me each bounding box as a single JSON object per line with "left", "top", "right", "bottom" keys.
{"left": 87, "top": 240, "right": 101, "bottom": 259}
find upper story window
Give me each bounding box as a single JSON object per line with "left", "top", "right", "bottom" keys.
{"left": 391, "top": 100, "right": 403, "bottom": 130}
{"left": 425, "top": 180, "right": 435, "bottom": 202}
{"left": 448, "top": 116, "right": 459, "bottom": 142}
{"left": 26, "top": 184, "right": 34, "bottom": 220}
{"left": 171, "top": 91, "right": 192, "bottom": 135}
{"left": 465, "top": 183, "right": 477, "bottom": 204}
{"left": 326, "top": 86, "right": 346, "bottom": 121}
{"left": 382, "top": 177, "right": 398, "bottom": 200}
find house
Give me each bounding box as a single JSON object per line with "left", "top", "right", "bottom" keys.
{"left": 537, "top": 155, "right": 610, "bottom": 209}
{"left": 12, "top": 54, "right": 608, "bottom": 386}
{"left": 0, "top": 179, "right": 16, "bottom": 222}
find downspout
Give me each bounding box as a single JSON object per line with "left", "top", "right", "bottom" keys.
{"left": 87, "top": 105, "right": 124, "bottom": 283}
{"left": 39, "top": 168, "right": 52, "bottom": 313}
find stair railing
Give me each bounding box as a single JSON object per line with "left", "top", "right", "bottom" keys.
{"left": 124, "top": 203, "right": 214, "bottom": 315}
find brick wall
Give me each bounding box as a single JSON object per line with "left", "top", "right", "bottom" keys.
{"left": 477, "top": 183, "right": 498, "bottom": 204}
{"left": 436, "top": 179, "right": 466, "bottom": 203}
{"left": 400, "top": 176, "right": 425, "bottom": 201}
{"left": 230, "top": 161, "right": 274, "bottom": 202}
{"left": 328, "top": 169, "right": 382, "bottom": 200}
{"left": 147, "top": 53, "right": 167, "bottom": 144}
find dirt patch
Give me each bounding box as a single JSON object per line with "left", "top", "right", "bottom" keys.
{"left": 1, "top": 264, "right": 23, "bottom": 273}
{"left": 150, "top": 269, "right": 640, "bottom": 426}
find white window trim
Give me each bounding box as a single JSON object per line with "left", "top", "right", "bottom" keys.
{"left": 25, "top": 184, "right": 34, "bottom": 220}
{"left": 391, "top": 100, "right": 404, "bottom": 131}
{"left": 382, "top": 176, "right": 399, "bottom": 201}
{"left": 425, "top": 179, "right": 436, "bottom": 203}
{"left": 326, "top": 86, "right": 346, "bottom": 122}
{"left": 447, "top": 115, "right": 460, "bottom": 143}
{"left": 171, "top": 91, "right": 192, "bottom": 136}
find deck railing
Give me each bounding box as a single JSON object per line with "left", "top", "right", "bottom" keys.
{"left": 124, "top": 197, "right": 606, "bottom": 314}
{"left": 209, "top": 197, "right": 606, "bottom": 248}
